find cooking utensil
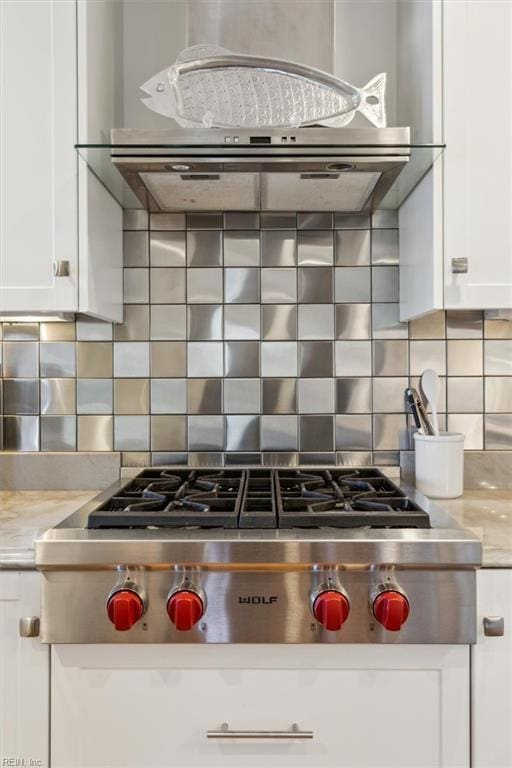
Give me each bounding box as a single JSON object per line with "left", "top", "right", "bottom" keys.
{"left": 405, "top": 387, "right": 435, "bottom": 435}
{"left": 420, "top": 369, "right": 440, "bottom": 436}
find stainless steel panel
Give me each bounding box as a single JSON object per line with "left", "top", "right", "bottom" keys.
{"left": 372, "top": 377, "right": 408, "bottom": 413}
{"left": 224, "top": 379, "right": 260, "bottom": 414}
{"left": 226, "top": 415, "right": 260, "bottom": 451}
{"left": 484, "top": 318, "right": 512, "bottom": 339}
{"left": 123, "top": 231, "right": 149, "bottom": 267}
{"left": 297, "top": 213, "right": 333, "bottom": 230}
{"left": 188, "top": 342, "right": 224, "bottom": 377}
{"left": 40, "top": 379, "right": 75, "bottom": 415}
{"left": 224, "top": 305, "right": 260, "bottom": 340}
{"left": 113, "top": 342, "right": 150, "bottom": 378}
{"left": 3, "top": 342, "right": 38, "bottom": 378}
{"left": 150, "top": 305, "right": 187, "bottom": 341}
{"left": 150, "top": 267, "right": 186, "bottom": 304}
{"left": 262, "top": 378, "right": 296, "bottom": 414}
{"left": 114, "top": 305, "right": 150, "bottom": 341}
{"left": 261, "top": 172, "right": 381, "bottom": 212}
{"left": 446, "top": 310, "right": 483, "bottom": 339}
{"left": 261, "top": 266, "right": 298, "bottom": 305}
{"left": 76, "top": 379, "right": 113, "bottom": 415}
{"left": 260, "top": 213, "right": 296, "bottom": 230}
{"left": 261, "top": 231, "right": 296, "bottom": 267}
{"left": 76, "top": 318, "right": 113, "bottom": 341}
{"left": 186, "top": 231, "right": 222, "bottom": 267}
{"left": 371, "top": 211, "right": 398, "bottom": 229}
{"left": 2, "top": 323, "right": 39, "bottom": 341}
{"left": 261, "top": 342, "right": 297, "bottom": 377}
{"left": 372, "top": 303, "right": 408, "bottom": 339}
{"left": 373, "top": 414, "right": 408, "bottom": 450}
{"left": 335, "top": 304, "right": 371, "bottom": 340}
{"left": 123, "top": 209, "right": 148, "bottom": 230}
{"left": 297, "top": 305, "right": 334, "bottom": 340}
{"left": 447, "top": 340, "right": 483, "bottom": 376}
{"left": 298, "top": 267, "right": 333, "bottom": 303}
{"left": 121, "top": 452, "right": 151, "bottom": 468}
{"left": 410, "top": 311, "right": 446, "bottom": 340}
{"left": 485, "top": 414, "right": 512, "bottom": 449}
{"left": 150, "top": 232, "right": 186, "bottom": 267}
{"left": 373, "top": 340, "right": 409, "bottom": 376}
{"left": 40, "top": 322, "right": 75, "bottom": 342}
{"left": 335, "top": 414, "right": 372, "bottom": 450}
{"left": 298, "top": 379, "right": 334, "bottom": 413}
{"left": 447, "top": 378, "right": 483, "bottom": 414}
{"left": 372, "top": 266, "right": 399, "bottom": 302}
{"left": 371, "top": 229, "right": 399, "bottom": 265}
{"left": 187, "top": 305, "right": 223, "bottom": 340}
{"left": 262, "top": 451, "right": 298, "bottom": 466}
{"left": 3, "top": 415, "right": 39, "bottom": 451}
{"left": 336, "top": 451, "right": 372, "bottom": 466}
{"left": 262, "top": 305, "right": 296, "bottom": 340}
{"left": 151, "top": 415, "right": 187, "bottom": 451}
{"left": 40, "top": 416, "right": 76, "bottom": 451}
{"left": 372, "top": 451, "right": 400, "bottom": 466}
{"left": 186, "top": 213, "right": 223, "bottom": 229}
{"left": 299, "top": 341, "right": 333, "bottom": 377}
{"left": 77, "top": 416, "right": 114, "bottom": 451}
{"left": 336, "top": 378, "right": 371, "bottom": 414}
{"left": 114, "top": 379, "right": 150, "bottom": 415}
{"left": 150, "top": 213, "right": 185, "bottom": 230}
{"left": 151, "top": 379, "right": 186, "bottom": 414}
{"left": 261, "top": 415, "right": 297, "bottom": 450}
{"left": 188, "top": 379, "right": 222, "bottom": 414}
{"left": 297, "top": 231, "right": 333, "bottom": 266}
{"left": 225, "top": 268, "right": 260, "bottom": 303}
{"left": 114, "top": 416, "right": 150, "bottom": 451}
{"left": 485, "top": 377, "right": 512, "bottom": 412}
{"left": 335, "top": 341, "right": 372, "bottom": 376}
{"left": 123, "top": 268, "right": 149, "bottom": 303}
{"left": 140, "top": 172, "right": 259, "bottom": 212}
{"left": 484, "top": 340, "right": 512, "bottom": 375}
{"left": 40, "top": 342, "right": 75, "bottom": 378}
{"left": 334, "top": 214, "right": 371, "bottom": 230}
{"left": 3, "top": 379, "right": 40, "bottom": 415}
{"left": 300, "top": 415, "right": 334, "bottom": 451}
{"left": 447, "top": 414, "right": 483, "bottom": 449}
{"left": 223, "top": 212, "right": 259, "bottom": 230}
{"left": 335, "top": 230, "right": 370, "bottom": 266}
{"left": 188, "top": 452, "right": 224, "bottom": 467}
{"left": 152, "top": 452, "right": 187, "bottom": 466}
{"left": 188, "top": 415, "right": 224, "bottom": 450}
{"left": 300, "top": 451, "right": 335, "bottom": 465}
{"left": 224, "top": 341, "right": 259, "bottom": 378}
{"left": 187, "top": 268, "right": 223, "bottom": 303}
{"left": 223, "top": 232, "right": 260, "bottom": 266}
{"left": 335, "top": 267, "right": 371, "bottom": 303}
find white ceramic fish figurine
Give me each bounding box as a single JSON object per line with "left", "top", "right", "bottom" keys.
{"left": 140, "top": 44, "right": 386, "bottom": 129}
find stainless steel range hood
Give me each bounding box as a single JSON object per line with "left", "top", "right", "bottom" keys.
{"left": 109, "top": 126, "right": 412, "bottom": 213}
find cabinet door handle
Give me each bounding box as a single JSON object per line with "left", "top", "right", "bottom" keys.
{"left": 483, "top": 616, "right": 504, "bottom": 637}
{"left": 207, "top": 722, "right": 313, "bottom": 739}
{"left": 53, "top": 259, "right": 70, "bottom": 277}
{"left": 19, "top": 616, "right": 40, "bottom": 637}
{"left": 451, "top": 257, "right": 468, "bottom": 274}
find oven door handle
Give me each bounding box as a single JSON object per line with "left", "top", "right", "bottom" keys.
{"left": 207, "top": 722, "right": 314, "bottom": 739}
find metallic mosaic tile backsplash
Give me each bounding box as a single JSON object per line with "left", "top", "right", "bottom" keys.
{"left": 1, "top": 209, "right": 512, "bottom": 467}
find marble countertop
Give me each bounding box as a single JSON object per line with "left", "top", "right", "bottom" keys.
{"left": 1, "top": 488, "right": 511, "bottom": 569}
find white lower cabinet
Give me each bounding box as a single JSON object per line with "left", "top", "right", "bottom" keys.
{"left": 0, "top": 571, "right": 49, "bottom": 768}
{"left": 52, "top": 644, "right": 469, "bottom": 768}
{"left": 472, "top": 569, "right": 512, "bottom": 768}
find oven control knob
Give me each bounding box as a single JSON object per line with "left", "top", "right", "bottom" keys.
{"left": 313, "top": 590, "right": 350, "bottom": 631}
{"left": 167, "top": 591, "right": 204, "bottom": 631}
{"left": 107, "top": 590, "right": 144, "bottom": 631}
{"left": 373, "top": 591, "right": 410, "bottom": 631}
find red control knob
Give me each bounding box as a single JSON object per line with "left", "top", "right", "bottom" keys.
{"left": 107, "top": 590, "right": 144, "bottom": 631}
{"left": 373, "top": 591, "right": 410, "bottom": 631}
{"left": 313, "top": 590, "right": 350, "bottom": 631}
{"left": 167, "top": 591, "right": 204, "bottom": 631}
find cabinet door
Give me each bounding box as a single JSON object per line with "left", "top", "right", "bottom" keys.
{"left": 472, "top": 569, "right": 512, "bottom": 768}
{"left": 52, "top": 644, "right": 469, "bottom": 768}
{"left": 443, "top": 0, "right": 512, "bottom": 309}
{"left": 0, "top": 571, "right": 49, "bottom": 767}
{"left": 0, "top": 0, "right": 77, "bottom": 315}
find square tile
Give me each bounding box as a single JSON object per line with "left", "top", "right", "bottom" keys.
{"left": 373, "top": 414, "right": 408, "bottom": 450}
{"left": 298, "top": 379, "right": 335, "bottom": 413}
{"left": 4, "top": 379, "right": 39, "bottom": 415}
{"left": 223, "top": 212, "right": 260, "bottom": 230}
{"left": 150, "top": 213, "right": 185, "bottom": 230}
{"left": 410, "top": 339, "right": 448, "bottom": 376}
{"left": 373, "top": 340, "right": 409, "bottom": 376}
{"left": 76, "top": 317, "right": 112, "bottom": 341}
{"left": 336, "top": 304, "right": 371, "bottom": 340}
{"left": 372, "top": 266, "right": 399, "bottom": 302}
{"left": 335, "top": 229, "right": 370, "bottom": 266}
{"left": 187, "top": 305, "right": 223, "bottom": 340}
{"left": 188, "top": 415, "right": 224, "bottom": 450}
{"left": 40, "top": 379, "right": 75, "bottom": 415}
{"left": 186, "top": 212, "right": 222, "bottom": 229}
{"left": 300, "top": 415, "right": 334, "bottom": 451}
{"left": 485, "top": 414, "right": 512, "bottom": 449}
{"left": 224, "top": 341, "right": 260, "bottom": 377}
{"left": 113, "top": 342, "right": 150, "bottom": 377}
{"left": 446, "top": 310, "right": 483, "bottom": 339}
{"left": 372, "top": 211, "right": 398, "bottom": 229}
{"left": 334, "top": 213, "right": 370, "bottom": 230}
{"left": 150, "top": 305, "right": 186, "bottom": 340}
{"left": 335, "top": 267, "right": 371, "bottom": 303}
{"left": 151, "top": 415, "right": 186, "bottom": 451}
{"left": 447, "top": 377, "right": 483, "bottom": 413}
{"left": 77, "top": 415, "right": 113, "bottom": 451}
{"left": 77, "top": 379, "right": 112, "bottom": 414}
{"left": 372, "top": 304, "right": 408, "bottom": 339}
{"left": 262, "top": 378, "right": 297, "bottom": 414}
{"left": 261, "top": 342, "right": 297, "bottom": 377}
{"left": 298, "top": 305, "right": 334, "bottom": 339}
{"left": 447, "top": 340, "right": 482, "bottom": 376}
{"left": 484, "top": 340, "right": 512, "bottom": 375}
{"left": 297, "top": 213, "right": 333, "bottom": 230}
{"left": 150, "top": 379, "right": 186, "bottom": 413}
{"left": 114, "top": 379, "right": 150, "bottom": 415}
{"left": 260, "top": 212, "right": 296, "bottom": 229}
{"left": 298, "top": 267, "right": 333, "bottom": 303}
{"left": 225, "top": 268, "right": 260, "bottom": 303}
{"left": 123, "top": 209, "right": 148, "bottom": 230}
{"left": 150, "top": 268, "right": 186, "bottom": 303}
{"left": 114, "top": 416, "right": 150, "bottom": 450}
{"left": 40, "top": 342, "right": 75, "bottom": 377}
{"left": 2, "top": 323, "right": 39, "bottom": 341}
{"left": 372, "top": 377, "right": 408, "bottom": 413}
{"left": 299, "top": 341, "right": 333, "bottom": 377}
{"left": 3, "top": 342, "right": 38, "bottom": 377}
{"left": 336, "top": 378, "right": 371, "bottom": 413}
{"left": 226, "top": 415, "right": 260, "bottom": 451}
{"left": 371, "top": 229, "right": 399, "bottom": 265}
{"left": 297, "top": 231, "right": 333, "bottom": 265}
{"left": 224, "top": 231, "right": 260, "bottom": 266}
{"left": 261, "top": 268, "right": 297, "bottom": 303}
{"left": 114, "top": 305, "right": 150, "bottom": 341}
{"left": 447, "top": 414, "right": 483, "bottom": 449}
{"left": 224, "top": 305, "right": 260, "bottom": 340}
{"left": 335, "top": 341, "right": 372, "bottom": 376}
{"left": 40, "top": 416, "right": 76, "bottom": 451}
{"left": 187, "top": 342, "right": 224, "bottom": 377}
{"left": 261, "top": 415, "right": 298, "bottom": 450}
{"left": 40, "top": 322, "right": 75, "bottom": 342}
{"left": 187, "top": 268, "right": 223, "bottom": 303}
{"left": 187, "top": 230, "right": 222, "bottom": 266}
{"left": 123, "top": 268, "right": 149, "bottom": 303}
{"left": 224, "top": 379, "right": 260, "bottom": 414}
{"left": 77, "top": 342, "right": 112, "bottom": 378}
{"left": 485, "top": 377, "right": 512, "bottom": 412}
{"left": 335, "top": 415, "right": 372, "bottom": 450}
{"left": 123, "top": 231, "right": 149, "bottom": 267}
{"left": 188, "top": 379, "right": 222, "bottom": 414}
{"left": 262, "top": 305, "right": 296, "bottom": 340}
{"left": 484, "top": 318, "right": 512, "bottom": 339}
{"left": 150, "top": 231, "right": 186, "bottom": 266}
{"left": 409, "top": 311, "right": 446, "bottom": 339}
{"left": 3, "top": 415, "right": 39, "bottom": 451}
{"left": 261, "top": 231, "right": 296, "bottom": 265}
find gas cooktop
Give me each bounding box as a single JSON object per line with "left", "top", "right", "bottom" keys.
{"left": 86, "top": 468, "right": 431, "bottom": 530}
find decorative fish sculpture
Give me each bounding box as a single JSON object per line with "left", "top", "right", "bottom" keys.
{"left": 141, "top": 44, "right": 386, "bottom": 129}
